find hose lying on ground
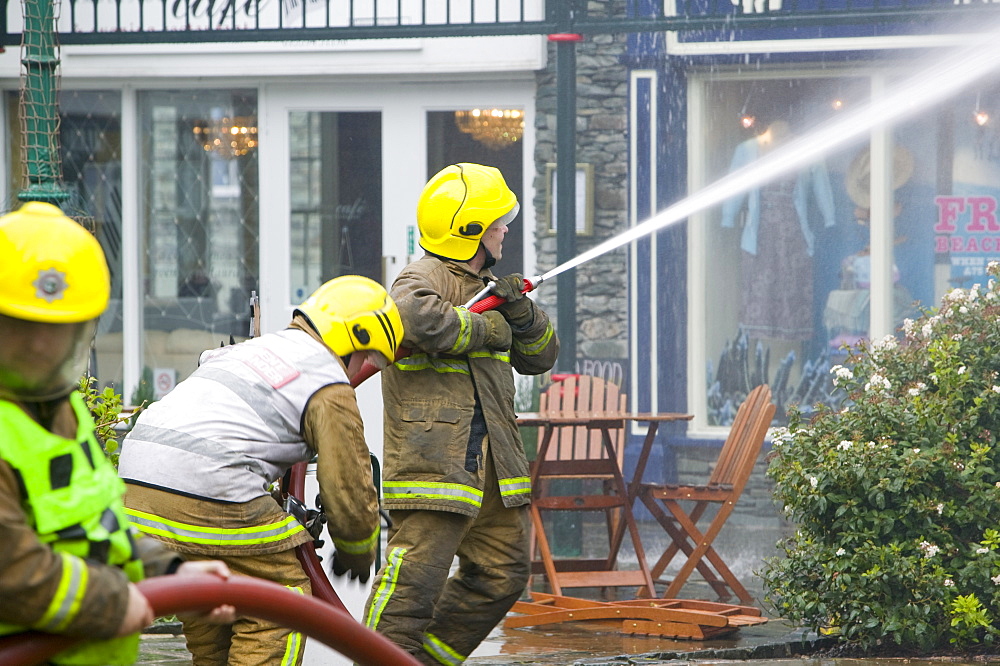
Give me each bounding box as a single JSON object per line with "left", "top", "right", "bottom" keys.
{"left": 0, "top": 574, "right": 422, "bottom": 666}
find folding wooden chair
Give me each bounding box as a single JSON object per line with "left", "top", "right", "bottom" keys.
{"left": 528, "top": 375, "right": 657, "bottom": 597}
{"left": 636, "top": 384, "right": 775, "bottom": 604}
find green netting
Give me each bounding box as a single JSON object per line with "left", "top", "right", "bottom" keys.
{"left": 18, "top": 0, "right": 68, "bottom": 205}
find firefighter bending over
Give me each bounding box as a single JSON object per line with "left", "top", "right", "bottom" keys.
{"left": 118, "top": 275, "right": 402, "bottom": 665}
{"left": 0, "top": 202, "right": 233, "bottom": 666}
{"left": 363, "top": 163, "right": 560, "bottom": 664}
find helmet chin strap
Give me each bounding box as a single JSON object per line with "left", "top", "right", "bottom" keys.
{"left": 481, "top": 245, "right": 497, "bottom": 270}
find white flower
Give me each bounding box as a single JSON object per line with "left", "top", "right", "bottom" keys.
{"left": 947, "top": 288, "right": 965, "bottom": 303}
{"left": 912, "top": 448, "right": 921, "bottom": 454}
{"left": 953, "top": 333, "right": 964, "bottom": 341}
{"left": 809, "top": 476, "right": 818, "bottom": 489}
{"left": 977, "top": 547, "right": 989, "bottom": 554}
{"left": 908, "top": 383, "right": 927, "bottom": 397}
{"left": 944, "top": 579, "right": 955, "bottom": 587}
{"left": 865, "top": 373, "right": 891, "bottom": 392}
{"left": 903, "top": 318, "right": 916, "bottom": 335}
{"left": 992, "top": 385, "right": 1000, "bottom": 394}
{"left": 920, "top": 541, "right": 940, "bottom": 558}
{"left": 992, "top": 573, "right": 1000, "bottom": 586}
{"left": 958, "top": 366, "right": 967, "bottom": 375}
{"left": 872, "top": 335, "right": 897, "bottom": 352}
{"left": 836, "top": 548, "right": 846, "bottom": 556}
{"left": 922, "top": 323, "right": 933, "bottom": 338}
{"left": 959, "top": 306, "right": 969, "bottom": 314}
{"left": 837, "top": 441, "right": 852, "bottom": 451}
{"left": 936, "top": 503, "right": 944, "bottom": 515}
{"left": 831, "top": 365, "right": 854, "bottom": 381}
{"left": 954, "top": 461, "right": 965, "bottom": 472}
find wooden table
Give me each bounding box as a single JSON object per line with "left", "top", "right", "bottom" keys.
{"left": 516, "top": 411, "right": 693, "bottom": 597}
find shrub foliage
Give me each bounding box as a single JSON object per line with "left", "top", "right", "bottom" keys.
{"left": 762, "top": 262, "right": 1000, "bottom": 650}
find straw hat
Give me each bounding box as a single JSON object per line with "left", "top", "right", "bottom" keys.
{"left": 846, "top": 145, "right": 915, "bottom": 209}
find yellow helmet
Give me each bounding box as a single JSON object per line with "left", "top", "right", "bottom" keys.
{"left": 0, "top": 201, "right": 110, "bottom": 323}
{"left": 416, "top": 163, "right": 519, "bottom": 261}
{"left": 295, "top": 275, "right": 403, "bottom": 364}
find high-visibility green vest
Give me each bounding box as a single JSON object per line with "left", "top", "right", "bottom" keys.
{"left": 0, "top": 392, "right": 145, "bottom": 665}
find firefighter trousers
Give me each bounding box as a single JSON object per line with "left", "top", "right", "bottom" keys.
{"left": 363, "top": 453, "right": 530, "bottom": 665}
{"left": 177, "top": 548, "right": 311, "bottom": 666}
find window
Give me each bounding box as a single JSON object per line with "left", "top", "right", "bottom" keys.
{"left": 138, "top": 90, "right": 259, "bottom": 396}
{"left": 288, "top": 111, "right": 382, "bottom": 302}
{"left": 692, "top": 74, "right": 913, "bottom": 427}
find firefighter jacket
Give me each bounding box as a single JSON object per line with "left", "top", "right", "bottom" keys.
{"left": 381, "top": 254, "right": 559, "bottom": 517}
{"left": 119, "top": 318, "right": 379, "bottom": 564}
{"left": 0, "top": 392, "right": 174, "bottom": 665}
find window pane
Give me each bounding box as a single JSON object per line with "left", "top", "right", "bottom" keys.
{"left": 6, "top": 90, "right": 125, "bottom": 393}
{"left": 289, "top": 111, "right": 382, "bottom": 303}
{"left": 700, "top": 77, "right": 871, "bottom": 425}
{"left": 139, "top": 90, "right": 259, "bottom": 397}
{"left": 929, "top": 86, "right": 1000, "bottom": 300}
{"left": 427, "top": 109, "right": 524, "bottom": 276}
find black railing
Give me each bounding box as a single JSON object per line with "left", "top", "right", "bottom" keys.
{"left": 2, "top": 0, "right": 999, "bottom": 46}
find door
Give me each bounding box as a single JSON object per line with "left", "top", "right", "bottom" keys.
{"left": 258, "top": 79, "right": 534, "bottom": 637}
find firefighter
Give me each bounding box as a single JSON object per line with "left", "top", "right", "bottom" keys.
{"left": 118, "top": 274, "right": 401, "bottom": 666}
{"left": 0, "top": 201, "right": 233, "bottom": 666}
{"left": 363, "top": 163, "right": 560, "bottom": 664}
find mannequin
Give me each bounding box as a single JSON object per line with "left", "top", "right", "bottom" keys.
{"left": 721, "top": 119, "right": 837, "bottom": 380}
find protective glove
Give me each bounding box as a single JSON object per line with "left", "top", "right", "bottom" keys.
{"left": 480, "top": 309, "right": 512, "bottom": 351}
{"left": 491, "top": 273, "right": 535, "bottom": 330}
{"left": 331, "top": 549, "right": 373, "bottom": 585}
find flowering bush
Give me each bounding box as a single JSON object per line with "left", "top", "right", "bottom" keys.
{"left": 762, "top": 262, "right": 1000, "bottom": 651}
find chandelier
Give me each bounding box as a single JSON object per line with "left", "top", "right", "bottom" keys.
{"left": 453, "top": 108, "right": 524, "bottom": 150}
{"left": 192, "top": 116, "right": 258, "bottom": 158}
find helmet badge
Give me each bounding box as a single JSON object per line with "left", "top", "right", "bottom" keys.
{"left": 458, "top": 222, "right": 483, "bottom": 237}
{"left": 352, "top": 323, "right": 371, "bottom": 345}
{"left": 33, "top": 268, "right": 68, "bottom": 303}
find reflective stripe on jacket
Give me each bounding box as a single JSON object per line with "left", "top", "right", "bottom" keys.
{"left": 0, "top": 393, "right": 143, "bottom": 665}
{"left": 118, "top": 328, "right": 348, "bottom": 503}
{"left": 382, "top": 255, "right": 559, "bottom": 516}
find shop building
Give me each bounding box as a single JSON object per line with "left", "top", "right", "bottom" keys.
{"left": 0, "top": 11, "right": 545, "bottom": 442}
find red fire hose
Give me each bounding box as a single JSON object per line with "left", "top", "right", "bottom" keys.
{"left": 349, "top": 276, "right": 540, "bottom": 387}
{"left": 283, "top": 460, "right": 349, "bottom": 612}
{"left": 0, "top": 574, "right": 422, "bottom": 666}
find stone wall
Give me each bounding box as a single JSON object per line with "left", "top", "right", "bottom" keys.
{"left": 532, "top": 1, "right": 631, "bottom": 362}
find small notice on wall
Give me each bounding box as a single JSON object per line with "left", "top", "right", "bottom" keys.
{"left": 153, "top": 368, "right": 176, "bottom": 399}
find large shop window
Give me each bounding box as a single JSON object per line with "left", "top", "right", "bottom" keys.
{"left": 136, "top": 90, "right": 259, "bottom": 400}
{"left": 289, "top": 111, "right": 382, "bottom": 302}
{"left": 6, "top": 90, "right": 125, "bottom": 393}
{"left": 691, "top": 74, "right": 986, "bottom": 428}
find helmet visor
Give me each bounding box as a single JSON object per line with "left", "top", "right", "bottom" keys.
{"left": 0, "top": 314, "right": 96, "bottom": 401}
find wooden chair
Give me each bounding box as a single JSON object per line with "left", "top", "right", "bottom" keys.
{"left": 528, "top": 375, "right": 657, "bottom": 597}
{"left": 636, "top": 384, "right": 775, "bottom": 604}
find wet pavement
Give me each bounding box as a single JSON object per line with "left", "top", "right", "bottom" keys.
{"left": 138, "top": 611, "right": 838, "bottom": 665}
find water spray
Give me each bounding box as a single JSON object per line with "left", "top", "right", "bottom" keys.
{"left": 351, "top": 24, "right": 1000, "bottom": 387}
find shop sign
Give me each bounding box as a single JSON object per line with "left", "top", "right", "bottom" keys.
{"left": 935, "top": 195, "right": 1000, "bottom": 283}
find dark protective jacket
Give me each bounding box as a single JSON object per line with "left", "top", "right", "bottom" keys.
{"left": 381, "top": 254, "right": 559, "bottom": 517}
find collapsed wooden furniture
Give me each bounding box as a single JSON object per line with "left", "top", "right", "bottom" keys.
{"left": 635, "top": 384, "right": 776, "bottom": 604}
{"left": 506, "top": 592, "right": 768, "bottom": 640}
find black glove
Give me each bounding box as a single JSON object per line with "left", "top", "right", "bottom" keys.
{"left": 491, "top": 274, "right": 535, "bottom": 329}
{"left": 480, "top": 310, "right": 512, "bottom": 351}
{"left": 331, "top": 550, "right": 372, "bottom": 585}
